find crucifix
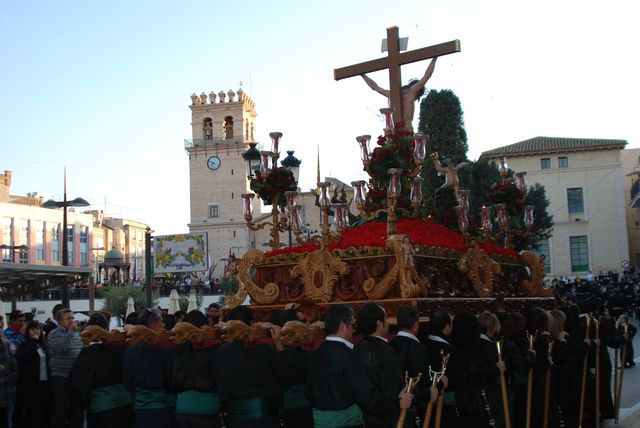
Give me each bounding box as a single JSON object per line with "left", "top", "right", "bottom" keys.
{"left": 334, "top": 26, "right": 460, "bottom": 129}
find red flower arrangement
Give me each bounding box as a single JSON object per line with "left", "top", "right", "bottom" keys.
{"left": 265, "top": 218, "right": 521, "bottom": 260}
{"left": 250, "top": 168, "right": 296, "bottom": 206}
{"left": 487, "top": 181, "right": 525, "bottom": 216}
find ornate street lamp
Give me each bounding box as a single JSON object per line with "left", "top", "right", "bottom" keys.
{"left": 242, "top": 142, "right": 262, "bottom": 178}
{"left": 280, "top": 150, "right": 302, "bottom": 184}
{"left": 43, "top": 170, "right": 90, "bottom": 307}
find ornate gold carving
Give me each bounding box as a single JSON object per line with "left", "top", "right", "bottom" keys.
{"left": 225, "top": 249, "right": 279, "bottom": 308}
{"left": 290, "top": 250, "right": 349, "bottom": 303}
{"left": 520, "top": 251, "right": 553, "bottom": 297}
{"left": 457, "top": 246, "right": 502, "bottom": 297}
{"left": 363, "top": 235, "right": 429, "bottom": 300}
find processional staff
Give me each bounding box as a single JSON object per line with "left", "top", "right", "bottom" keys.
{"left": 525, "top": 332, "right": 535, "bottom": 428}
{"left": 434, "top": 351, "right": 449, "bottom": 428}
{"left": 543, "top": 339, "right": 553, "bottom": 428}
{"left": 496, "top": 340, "right": 512, "bottom": 428}
{"left": 578, "top": 315, "right": 591, "bottom": 428}
{"left": 615, "top": 322, "right": 628, "bottom": 423}
{"left": 595, "top": 319, "right": 600, "bottom": 428}
{"left": 396, "top": 372, "right": 422, "bottom": 428}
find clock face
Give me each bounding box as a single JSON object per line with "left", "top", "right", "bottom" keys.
{"left": 207, "top": 155, "right": 221, "bottom": 170}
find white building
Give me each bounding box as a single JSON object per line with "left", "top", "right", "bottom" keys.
{"left": 481, "top": 136, "right": 628, "bottom": 277}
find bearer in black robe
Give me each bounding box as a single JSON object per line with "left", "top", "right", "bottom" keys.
{"left": 355, "top": 302, "right": 406, "bottom": 428}
{"left": 214, "top": 305, "right": 296, "bottom": 428}
{"left": 477, "top": 311, "right": 506, "bottom": 428}
{"left": 390, "top": 306, "right": 435, "bottom": 427}
{"left": 597, "top": 313, "right": 625, "bottom": 422}
{"left": 68, "top": 313, "right": 132, "bottom": 428}
{"left": 166, "top": 310, "right": 223, "bottom": 428}
{"left": 423, "top": 309, "right": 458, "bottom": 428}
{"left": 306, "top": 304, "right": 413, "bottom": 428}
{"left": 122, "top": 308, "right": 176, "bottom": 428}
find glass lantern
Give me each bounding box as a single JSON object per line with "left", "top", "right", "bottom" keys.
{"left": 332, "top": 204, "right": 344, "bottom": 228}
{"left": 260, "top": 151, "right": 272, "bottom": 174}
{"left": 455, "top": 206, "right": 469, "bottom": 231}
{"left": 515, "top": 172, "right": 527, "bottom": 191}
{"left": 318, "top": 182, "right": 332, "bottom": 207}
{"left": 524, "top": 205, "right": 535, "bottom": 228}
{"left": 498, "top": 157, "right": 508, "bottom": 176}
{"left": 351, "top": 180, "right": 366, "bottom": 207}
{"left": 410, "top": 177, "right": 423, "bottom": 204}
{"left": 481, "top": 206, "right": 492, "bottom": 230}
{"left": 284, "top": 190, "right": 298, "bottom": 206}
{"left": 380, "top": 108, "right": 395, "bottom": 133}
{"left": 341, "top": 203, "right": 350, "bottom": 228}
{"left": 287, "top": 204, "right": 302, "bottom": 234}
{"left": 413, "top": 133, "right": 426, "bottom": 161}
{"left": 356, "top": 135, "right": 371, "bottom": 163}
{"left": 387, "top": 168, "right": 402, "bottom": 196}
{"left": 495, "top": 203, "right": 508, "bottom": 228}
{"left": 241, "top": 193, "right": 255, "bottom": 217}
{"left": 457, "top": 190, "right": 470, "bottom": 212}
{"left": 269, "top": 132, "right": 282, "bottom": 155}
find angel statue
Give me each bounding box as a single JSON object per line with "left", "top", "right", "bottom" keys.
{"left": 433, "top": 156, "right": 467, "bottom": 196}
{"left": 361, "top": 57, "right": 437, "bottom": 131}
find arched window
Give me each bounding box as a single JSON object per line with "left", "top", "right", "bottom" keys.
{"left": 224, "top": 116, "right": 234, "bottom": 139}
{"left": 203, "top": 117, "right": 213, "bottom": 140}
{"left": 245, "top": 119, "right": 249, "bottom": 140}
{"left": 250, "top": 123, "right": 254, "bottom": 140}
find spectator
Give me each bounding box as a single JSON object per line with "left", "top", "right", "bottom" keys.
{"left": 0, "top": 326, "right": 17, "bottom": 428}
{"left": 14, "top": 320, "right": 49, "bottom": 428}
{"left": 3, "top": 311, "right": 25, "bottom": 354}
{"left": 44, "top": 304, "right": 64, "bottom": 337}
{"left": 207, "top": 303, "right": 220, "bottom": 325}
{"left": 47, "top": 309, "right": 83, "bottom": 428}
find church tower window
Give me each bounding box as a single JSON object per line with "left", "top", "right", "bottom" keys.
{"left": 203, "top": 118, "right": 213, "bottom": 140}
{"left": 224, "top": 116, "right": 234, "bottom": 139}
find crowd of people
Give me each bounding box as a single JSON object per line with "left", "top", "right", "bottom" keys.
{"left": 0, "top": 289, "right": 636, "bottom": 428}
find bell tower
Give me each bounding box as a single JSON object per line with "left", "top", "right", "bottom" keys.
{"left": 185, "top": 87, "right": 259, "bottom": 278}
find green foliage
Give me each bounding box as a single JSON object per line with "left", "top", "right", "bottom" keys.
{"left": 177, "top": 293, "right": 204, "bottom": 312}
{"left": 220, "top": 276, "right": 239, "bottom": 295}
{"left": 100, "top": 286, "right": 156, "bottom": 323}
{"left": 417, "top": 89, "right": 469, "bottom": 213}
{"left": 512, "top": 183, "right": 554, "bottom": 251}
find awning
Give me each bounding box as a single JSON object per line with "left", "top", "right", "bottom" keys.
{"left": 0, "top": 262, "right": 92, "bottom": 298}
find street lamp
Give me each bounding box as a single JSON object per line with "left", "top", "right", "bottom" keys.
{"left": 43, "top": 170, "right": 90, "bottom": 308}
{"left": 88, "top": 246, "right": 104, "bottom": 314}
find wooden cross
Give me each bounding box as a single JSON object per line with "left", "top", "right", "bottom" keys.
{"left": 334, "top": 26, "right": 460, "bottom": 125}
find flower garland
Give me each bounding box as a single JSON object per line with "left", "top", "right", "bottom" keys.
{"left": 249, "top": 168, "right": 296, "bottom": 206}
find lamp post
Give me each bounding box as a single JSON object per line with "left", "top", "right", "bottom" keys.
{"left": 88, "top": 247, "right": 105, "bottom": 314}
{"left": 145, "top": 227, "right": 154, "bottom": 307}
{"left": 43, "top": 170, "right": 89, "bottom": 308}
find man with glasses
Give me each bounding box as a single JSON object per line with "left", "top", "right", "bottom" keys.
{"left": 306, "top": 304, "right": 413, "bottom": 428}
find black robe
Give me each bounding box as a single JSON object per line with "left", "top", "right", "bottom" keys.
{"left": 278, "top": 346, "right": 313, "bottom": 428}
{"left": 122, "top": 343, "right": 175, "bottom": 428}
{"left": 14, "top": 338, "right": 50, "bottom": 428}
{"left": 166, "top": 341, "right": 222, "bottom": 428}
{"left": 306, "top": 339, "right": 397, "bottom": 422}
{"left": 390, "top": 333, "right": 429, "bottom": 428}
{"left": 423, "top": 336, "right": 459, "bottom": 428}
{"left": 68, "top": 342, "right": 132, "bottom": 428}
{"left": 502, "top": 338, "right": 534, "bottom": 428}
{"left": 214, "top": 340, "right": 296, "bottom": 428}
{"left": 355, "top": 336, "right": 405, "bottom": 428}
{"left": 477, "top": 336, "right": 504, "bottom": 428}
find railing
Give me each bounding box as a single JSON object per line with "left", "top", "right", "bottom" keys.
{"left": 12, "top": 284, "right": 226, "bottom": 302}
{"left": 184, "top": 137, "right": 256, "bottom": 150}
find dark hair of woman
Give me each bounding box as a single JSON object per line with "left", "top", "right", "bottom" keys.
{"left": 450, "top": 311, "right": 480, "bottom": 351}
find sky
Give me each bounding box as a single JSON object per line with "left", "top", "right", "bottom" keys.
{"left": 2, "top": 0, "right": 639, "bottom": 235}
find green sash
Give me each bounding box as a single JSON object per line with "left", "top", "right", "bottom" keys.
{"left": 312, "top": 403, "right": 364, "bottom": 428}
{"left": 134, "top": 387, "right": 169, "bottom": 410}
{"left": 175, "top": 390, "right": 220, "bottom": 415}
{"left": 90, "top": 384, "right": 132, "bottom": 413}
{"left": 443, "top": 390, "right": 455, "bottom": 406}
{"left": 226, "top": 397, "right": 278, "bottom": 423}
{"left": 282, "top": 384, "right": 309, "bottom": 409}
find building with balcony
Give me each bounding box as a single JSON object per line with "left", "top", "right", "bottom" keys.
{"left": 481, "top": 137, "right": 628, "bottom": 277}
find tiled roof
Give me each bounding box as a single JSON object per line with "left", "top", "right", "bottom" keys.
{"left": 480, "top": 136, "right": 627, "bottom": 158}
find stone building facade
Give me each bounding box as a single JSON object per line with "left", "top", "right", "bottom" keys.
{"left": 481, "top": 137, "right": 629, "bottom": 277}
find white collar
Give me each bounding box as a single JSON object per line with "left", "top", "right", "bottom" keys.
{"left": 427, "top": 334, "right": 450, "bottom": 345}
{"left": 480, "top": 333, "right": 493, "bottom": 342}
{"left": 397, "top": 331, "right": 419, "bottom": 343}
{"left": 372, "top": 335, "right": 388, "bottom": 343}
{"left": 325, "top": 336, "right": 354, "bottom": 349}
